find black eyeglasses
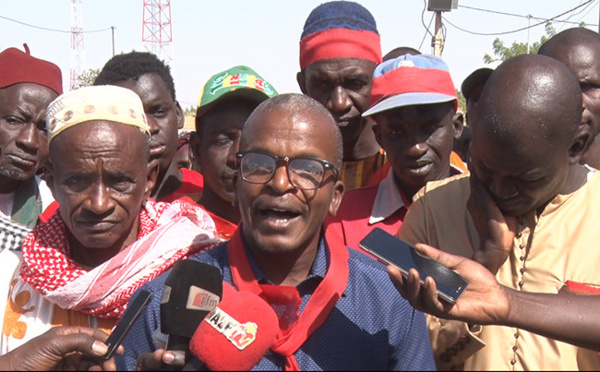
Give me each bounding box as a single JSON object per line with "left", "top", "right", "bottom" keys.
{"left": 236, "top": 151, "right": 339, "bottom": 190}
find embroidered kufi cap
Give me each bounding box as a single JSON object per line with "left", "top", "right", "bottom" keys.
{"left": 46, "top": 85, "right": 150, "bottom": 143}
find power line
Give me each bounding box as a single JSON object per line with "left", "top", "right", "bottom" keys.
{"left": 447, "top": 0, "right": 596, "bottom": 36}
{"left": 0, "top": 14, "right": 111, "bottom": 34}
{"left": 419, "top": 5, "right": 435, "bottom": 50}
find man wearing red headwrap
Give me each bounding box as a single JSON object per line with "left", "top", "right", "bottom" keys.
{"left": 0, "top": 44, "right": 62, "bottom": 228}
{"left": 296, "top": 1, "right": 386, "bottom": 191}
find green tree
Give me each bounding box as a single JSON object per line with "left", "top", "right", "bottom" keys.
{"left": 483, "top": 22, "right": 557, "bottom": 63}
{"left": 73, "top": 68, "right": 100, "bottom": 89}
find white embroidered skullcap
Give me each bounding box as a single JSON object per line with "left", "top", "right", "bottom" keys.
{"left": 46, "top": 85, "right": 150, "bottom": 143}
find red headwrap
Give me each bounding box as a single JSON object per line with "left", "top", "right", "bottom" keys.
{"left": 299, "top": 28, "right": 382, "bottom": 70}
{"left": 0, "top": 44, "right": 63, "bottom": 94}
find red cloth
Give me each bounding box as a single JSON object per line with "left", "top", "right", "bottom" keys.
{"left": 325, "top": 182, "right": 407, "bottom": 253}
{"left": 21, "top": 198, "right": 218, "bottom": 318}
{"left": 160, "top": 168, "right": 204, "bottom": 203}
{"left": 299, "top": 28, "right": 381, "bottom": 70}
{"left": 226, "top": 227, "right": 349, "bottom": 371}
{"left": 565, "top": 280, "right": 600, "bottom": 295}
{"left": 0, "top": 44, "right": 62, "bottom": 94}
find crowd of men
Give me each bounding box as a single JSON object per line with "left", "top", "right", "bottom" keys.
{"left": 1, "top": 1, "right": 600, "bottom": 371}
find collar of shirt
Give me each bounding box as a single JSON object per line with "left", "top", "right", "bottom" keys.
{"left": 369, "top": 168, "right": 408, "bottom": 225}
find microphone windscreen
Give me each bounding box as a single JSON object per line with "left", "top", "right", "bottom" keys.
{"left": 189, "top": 290, "right": 279, "bottom": 371}
{"left": 160, "top": 260, "right": 223, "bottom": 338}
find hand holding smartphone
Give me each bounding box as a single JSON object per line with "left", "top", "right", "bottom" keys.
{"left": 358, "top": 228, "right": 469, "bottom": 303}
{"left": 103, "top": 290, "right": 153, "bottom": 360}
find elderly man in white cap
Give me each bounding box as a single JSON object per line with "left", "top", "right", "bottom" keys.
{"left": 0, "top": 85, "right": 219, "bottom": 354}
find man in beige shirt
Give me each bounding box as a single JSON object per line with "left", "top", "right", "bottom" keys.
{"left": 396, "top": 54, "right": 600, "bottom": 370}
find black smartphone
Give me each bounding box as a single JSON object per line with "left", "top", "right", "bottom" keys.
{"left": 358, "top": 227, "right": 469, "bottom": 304}
{"left": 103, "top": 290, "right": 153, "bottom": 360}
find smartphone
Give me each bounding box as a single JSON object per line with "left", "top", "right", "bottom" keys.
{"left": 104, "top": 290, "right": 153, "bottom": 360}
{"left": 358, "top": 227, "right": 469, "bottom": 304}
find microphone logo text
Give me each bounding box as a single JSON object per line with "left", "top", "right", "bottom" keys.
{"left": 186, "top": 286, "right": 220, "bottom": 312}
{"left": 206, "top": 307, "right": 258, "bottom": 350}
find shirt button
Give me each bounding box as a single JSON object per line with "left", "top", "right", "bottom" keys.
{"left": 516, "top": 232, "right": 522, "bottom": 238}
{"left": 518, "top": 281, "right": 524, "bottom": 287}
{"left": 514, "top": 333, "right": 519, "bottom": 339}
{"left": 513, "top": 346, "right": 518, "bottom": 352}
{"left": 519, "top": 268, "right": 525, "bottom": 274}
{"left": 511, "top": 359, "right": 517, "bottom": 365}
{"left": 519, "top": 244, "right": 525, "bottom": 249}
{"left": 519, "top": 256, "right": 524, "bottom": 261}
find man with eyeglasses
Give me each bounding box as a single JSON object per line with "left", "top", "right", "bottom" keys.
{"left": 118, "top": 93, "right": 436, "bottom": 371}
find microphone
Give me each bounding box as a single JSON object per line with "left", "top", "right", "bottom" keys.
{"left": 160, "top": 260, "right": 223, "bottom": 351}
{"left": 187, "top": 288, "right": 279, "bottom": 371}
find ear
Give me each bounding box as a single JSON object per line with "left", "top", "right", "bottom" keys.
{"left": 569, "top": 124, "right": 593, "bottom": 164}
{"left": 144, "top": 158, "right": 160, "bottom": 199}
{"left": 452, "top": 112, "right": 464, "bottom": 140}
{"left": 296, "top": 71, "right": 307, "bottom": 94}
{"left": 189, "top": 131, "right": 203, "bottom": 173}
{"left": 175, "top": 101, "right": 184, "bottom": 130}
{"left": 327, "top": 179, "right": 345, "bottom": 217}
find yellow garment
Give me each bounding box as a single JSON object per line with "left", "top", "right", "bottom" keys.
{"left": 399, "top": 171, "right": 600, "bottom": 370}
{"left": 341, "top": 148, "right": 387, "bottom": 191}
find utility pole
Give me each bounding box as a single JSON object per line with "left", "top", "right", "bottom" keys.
{"left": 70, "top": 0, "right": 85, "bottom": 90}
{"left": 111, "top": 26, "right": 115, "bottom": 57}
{"left": 433, "top": 11, "right": 443, "bottom": 56}
{"left": 428, "top": 0, "right": 458, "bottom": 57}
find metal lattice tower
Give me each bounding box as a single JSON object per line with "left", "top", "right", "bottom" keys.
{"left": 142, "top": 0, "right": 173, "bottom": 66}
{"left": 70, "top": 0, "right": 85, "bottom": 90}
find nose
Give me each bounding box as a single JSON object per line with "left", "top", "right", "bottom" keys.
{"left": 487, "top": 175, "right": 519, "bottom": 201}
{"left": 403, "top": 131, "right": 429, "bottom": 158}
{"left": 226, "top": 139, "right": 241, "bottom": 169}
{"left": 84, "top": 182, "right": 114, "bottom": 215}
{"left": 268, "top": 165, "right": 295, "bottom": 193}
{"left": 327, "top": 86, "right": 352, "bottom": 113}
{"left": 147, "top": 116, "right": 160, "bottom": 135}
{"left": 15, "top": 123, "right": 40, "bottom": 152}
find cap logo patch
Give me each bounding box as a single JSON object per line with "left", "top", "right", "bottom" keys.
{"left": 209, "top": 72, "right": 274, "bottom": 97}
{"left": 398, "top": 60, "right": 415, "bottom": 68}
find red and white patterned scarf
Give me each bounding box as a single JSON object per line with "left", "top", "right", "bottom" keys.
{"left": 20, "top": 198, "right": 220, "bottom": 319}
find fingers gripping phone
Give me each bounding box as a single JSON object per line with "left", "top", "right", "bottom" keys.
{"left": 359, "top": 228, "right": 469, "bottom": 304}
{"left": 104, "top": 290, "right": 153, "bottom": 360}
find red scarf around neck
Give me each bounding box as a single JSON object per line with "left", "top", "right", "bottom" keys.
{"left": 20, "top": 198, "right": 219, "bottom": 318}
{"left": 227, "top": 226, "right": 349, "bottom": 371}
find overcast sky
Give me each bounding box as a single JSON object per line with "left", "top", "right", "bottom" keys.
{"left": 1, "top": 0, "right": 598, "bottom": 109}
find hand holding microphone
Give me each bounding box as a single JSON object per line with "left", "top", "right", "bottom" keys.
{"left": 160, "top": 260, "right": 224, "bottom": 351}
{"left": 136, "top": 260, "right": 222, "bottom": 370}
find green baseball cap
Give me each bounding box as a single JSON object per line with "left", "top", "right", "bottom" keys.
{"left": 196, "top": 65, "right": 278, "bottom": 118}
